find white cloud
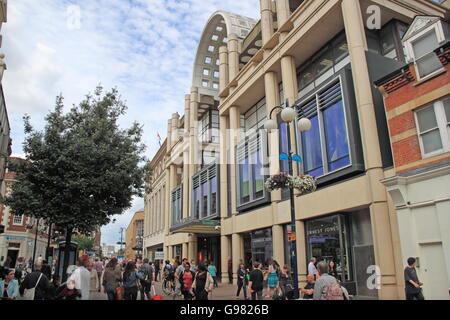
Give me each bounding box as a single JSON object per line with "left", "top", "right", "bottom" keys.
{"left": 3, "top": 0, "right": 260, "bottom": 246}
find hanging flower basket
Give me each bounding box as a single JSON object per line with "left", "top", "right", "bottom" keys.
{"left": 265, "top": 173, "right": 317, "bottom": 195}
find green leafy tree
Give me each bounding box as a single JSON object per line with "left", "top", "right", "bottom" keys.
{"left": 6, "top": 86, "right": 146, "bottom": 281}
{"left": 72, "top": 234, "right": 95, "bottom": 252}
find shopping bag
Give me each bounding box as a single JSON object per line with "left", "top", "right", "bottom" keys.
{"left": 150, "top": 285, "right": 163, "bottom": 300}
{"left": 115, "top": 286, "right": 124, "bottom": 300}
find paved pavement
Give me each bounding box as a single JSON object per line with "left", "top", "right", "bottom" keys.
{"left": 90, "top": 282, "right": 266, "bottom": 301}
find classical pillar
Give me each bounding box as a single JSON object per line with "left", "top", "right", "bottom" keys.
{"left": 231, "top": 233, "right": 243, "bottom": 284}
{"left": 227, "top": 34, "right": 240, "bottom": 83}
{"left": 272, "top": 224, "right": 285, "bottom": 264}
{"left": 276, "top": 0, "right": 290, "bottom": 27}
{"left": 171, "top": 113, "right": 180, "bottom": 145}
{"left": 229, "top": 106, "right": 241, "bottom": 215}
{"left": 296, "top": 220, "right": 307, "bottom": 286}
{"left": 264, "top": 71, "right": 281, "bottom": 202}
{"left": 342, "top": 0, "right": 398, "bottom": 299}
{"left": 190, "top": 87, "right": 199, "bottom": 175}
{"left": 219, "top": 115, "right": 229, "bottom": 218}
{"left": 219, "top": 46, "right": 229, "bottom": 92}
{"left": 164, "top": 169, "right": 170, "bottom": 235}
{"left": 188, "top": 234, "right": 197, "bottom": 262}
{"left": 221, "top": 235, "right": 231, "bottom": 282}
{"left": 167, "top": 119, "right": 172, "bottom": 150}
{"left": 182, "top": 242, "right": 188, "bottom": 260}
{"left": 260, "top": 0, "right": 274, "bottom": 46}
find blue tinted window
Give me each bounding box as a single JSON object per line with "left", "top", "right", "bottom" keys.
{"left": 301, "top": 116, "right": 323, "bottom": 177}
{"left": 253, "top": 149, "right": 264, "bottom": 199}
{"left": 279, "top": 122, "right": 289, "bottom": 173}
{"left": 239, "top": 157, "right": 250, "bottom": 204}
{"left": 323, "top": 100, "right": 350, "bottom": 171}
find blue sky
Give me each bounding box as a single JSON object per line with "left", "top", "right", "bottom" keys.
{"left": 3, "top": 0, "right": 259, "bottom": 248}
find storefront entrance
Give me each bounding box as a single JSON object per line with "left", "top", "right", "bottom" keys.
{"left": 243, "top": 228, "right": 274, "bottom": 269}
{"left": 197, "top": 235, "right": 220, "bottom": 278}
{"left": 305, "top": 210, "right": 378, "bottom": 298}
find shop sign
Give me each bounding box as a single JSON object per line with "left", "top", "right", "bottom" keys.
{"left": 288, "top": 233, "right": 296, "bottom": 242}
{"left": 6, "top": 236, "right": 25, "bottom": 241}
{"left": 155, "top": 252, "right": 164, "bottom": 260}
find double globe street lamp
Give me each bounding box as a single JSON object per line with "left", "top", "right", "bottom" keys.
{"left": 264, "top": 99, "right": 311, "bottom": 300}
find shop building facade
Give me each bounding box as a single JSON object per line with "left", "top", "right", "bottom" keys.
{"left": 125, "top": 209, "right": 144, "bottom": 261}
{"left": 141, "top": 0, "right": 448, "bottom": 300}
{"left": 377, "top": 15, "right": 450, "bottom": 300}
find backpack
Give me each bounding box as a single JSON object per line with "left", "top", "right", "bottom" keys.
{"left": 324, "top": 281, "right": 344, "bottom": 300}
{"left": 139, "top": 265, "right": 151, "bottom": 281}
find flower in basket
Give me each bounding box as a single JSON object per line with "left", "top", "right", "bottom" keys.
{"left": 291, "top": 174, "right": 317, "bottom": 195}
{"left": 264, "top": 172, "right": 290, "bottom": 192}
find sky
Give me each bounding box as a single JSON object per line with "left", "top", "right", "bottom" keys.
{"left": 3, "top": 0, "right": 260, "bottom": 249}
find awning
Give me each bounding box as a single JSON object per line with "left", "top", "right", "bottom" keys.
{"left": 170, "top": 219, "right": 220, "bottom": 235}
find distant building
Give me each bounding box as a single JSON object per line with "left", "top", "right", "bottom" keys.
{"left": 377, "top": 15, "right": 450, "bottom": 300}
{"left": 125, "top": 210, "right": 144, "bottom": 261}
{"left": 101, "top": 243, "right": 116, "bottom": 258}
{"left": 0, "top": 157, "right": 50, "bottom": 268}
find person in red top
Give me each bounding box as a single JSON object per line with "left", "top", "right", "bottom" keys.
{"left": 179, "top": 262, "right": 195, "bottom": 300}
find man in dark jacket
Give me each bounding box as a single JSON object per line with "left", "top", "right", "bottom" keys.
{"left": 19, "top": 263, "right": 51, "bottom": 300}
{"left": 138, "top": 259, "right": 154, "bottom": 300}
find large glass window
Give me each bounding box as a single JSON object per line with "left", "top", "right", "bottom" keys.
{"left": 192, "top": 164, "right": 219, "bottom": 219}
{"left": 171, "top": 185, "right": 183, "bottom": 226}
{"left": 236, "top": 132, "right": 269, "bottom": 208}
{"left": 297, "top": 32, "right": 350, "bottom": 97}
{"left": 297, "top": 79, "right": 350, "bottom": 178}
{"left": 199, "top": 108, "right": 220, "bottom": 143}
{"left": 243, "top": 98, "right": 267, "bottom": 135}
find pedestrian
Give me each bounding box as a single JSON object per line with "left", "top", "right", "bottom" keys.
{"left": 179, "top": 262, "right": 195, "bottom": 300}
{"left": 68, "top": 257, "right": 91, "bottom": 300}
{"left": 279, "top": 264, "right": 290, "bottom": 299}
{"left": 308, "top": 257, "right": 319, "bottom": 279}
{"left": 329, "top": 260, "right": 338, "bottom": 279}
{"left": 174, "top": 258, "right": 187, "bottom": 299}
{"left": 138, "top": 258, "right": 154, "bottom": 300}
{"left": 102, "top": 258, "right": 122, "bottom": 301}
{"left": 47, "top": 275, "right": 61, "bottom": 300}
{"left": 190, "top": 260, "right": 198, "bottom": 274}
{"left": 94, "top": 258, "right": 103, "bottom": 292}
{"left": 227, "top": 257, "right": 233, "bottom": 284}
{"left": 41, "top": 260, "right": 52, "bottom": 280}
{"left": 122, "top": 261, "right": 143, "bottom": 300}
{"left": 300, "top": 274, "right": 315, "bottom": 299}
{"left": 14, "top": 265, "right": 24, "bottom": 286}
{"left": 88, "top": 262, "right": 99, "bottom": 296}
{"left": 19, "top": 263, "right": 51, "bottom": 300}
{"left": 404, "top": 257, "right": 424, "bottom": 300}
{"left": 248, "top": 263, "right": 264, "bottom": 300}
{"left": 0, "top": 269, "right": 20, "bottom": 300}
{"left": 313, "top": 261, "right": 348, "bottom": 300}
{"left": 154, "top": 260, "right": 160, "bottom": 282}
{"left": 236, "top": 263, "right": 248, "bottom": 300}
{"left": 208, "top": 262, "right": 218, "bottom": 288}
{"left": 193, "top": 264, "right": 213, "bottom": 300}
{"left": 264, "top": 263, "right": 279, "bottom": 299}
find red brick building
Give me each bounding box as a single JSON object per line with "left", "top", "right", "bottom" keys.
{"left": 0, "top": 157, "right": 50, "bottom": 268}
{"left": 377, "top": 16, "right": 450, "bottom": 300}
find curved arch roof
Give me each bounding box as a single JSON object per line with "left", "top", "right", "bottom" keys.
{"left": 192, "top": 11, "right": 257, "bottom": 99}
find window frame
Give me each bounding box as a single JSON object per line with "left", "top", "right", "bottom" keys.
{"left": 236, "top": 130, "right": 270, "bottom": 212}
{"left": 171, "top": 184, "right": 183, "bottom": 226}
{"left": 405, "top": 23, "right": 446, "bottom": 80}
{"left": 191, "top": 164, "right": 220, "bottom": 220}
{"left": 296, "top": 76, "right": 353, "bottom": 179}
{"left": 414, "top": 97, "right": 450, "bottom": 158}
{"left": 13, "top": 215, "right": 24, "bottom": 226}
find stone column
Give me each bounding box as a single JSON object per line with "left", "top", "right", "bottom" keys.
{"left": 171, "top": 113, "right": 180, "bottom": 145}
{"left": 219, "top": 115, "right": 229, "bottom": 218}
{"left": 219, "top": 46, "right": 229, "bottom": 92}
{"left": 182, "top": 242, "right": 188, "bottom": 260}
{"left": 276, "top": 0, "right": 290, "bottom": 27}
{"left": 188, "top": 234, "right": 197, "bottom": 262}
{"left": 164, "top": 169, "right": 171, "bottom": 235}
{"left": 342, "top": 0, "right": 398, "bottom": 299}
{"left": 190, "top": 87, "right": 199, "bottom": 176}
{"left": 229, "top": 106, "right": 241, "bottom": 215}
{"left": 167, "top": 119, "right": 172, "bottom": 150}
{"left": 272, "top": 224, "right": 285, "bottom": 264}
{"left": 227, "top": 34, "right": 240, "bottom": 83}
{"left": 260, "top": 0, "right": 274, "bottom": 46}
{"left": 231, "top": 233, "right": 243, "bottom": 284}
{"left": 264, "top": 71, "right": 281, "bottom": 202}
{"left": 280, "top": 55, "right": 299, "bottom": 177}
{"left": 221, "top": 235, "right": 231, "bottom": 282}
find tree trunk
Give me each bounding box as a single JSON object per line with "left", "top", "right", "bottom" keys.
{"left": 62, "top": 228, "right": 73, "bottom": 283}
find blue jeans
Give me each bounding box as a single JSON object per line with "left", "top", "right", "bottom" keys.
{"left": 105, "top": 284, "right": 116, "bottom": 301}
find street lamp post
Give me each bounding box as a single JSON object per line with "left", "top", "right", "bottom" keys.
{"left": 264, "top": 100, "right": 311, "bottom": 300}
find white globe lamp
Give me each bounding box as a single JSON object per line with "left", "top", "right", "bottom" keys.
{"left": 264, "top": 119, "right": 278, "bottom": 131}
{"left": 280, "top": 107, "right": 296, "bottom": 122}
{"left": 298, "top": 118, "right": 312, "bottom": 132}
